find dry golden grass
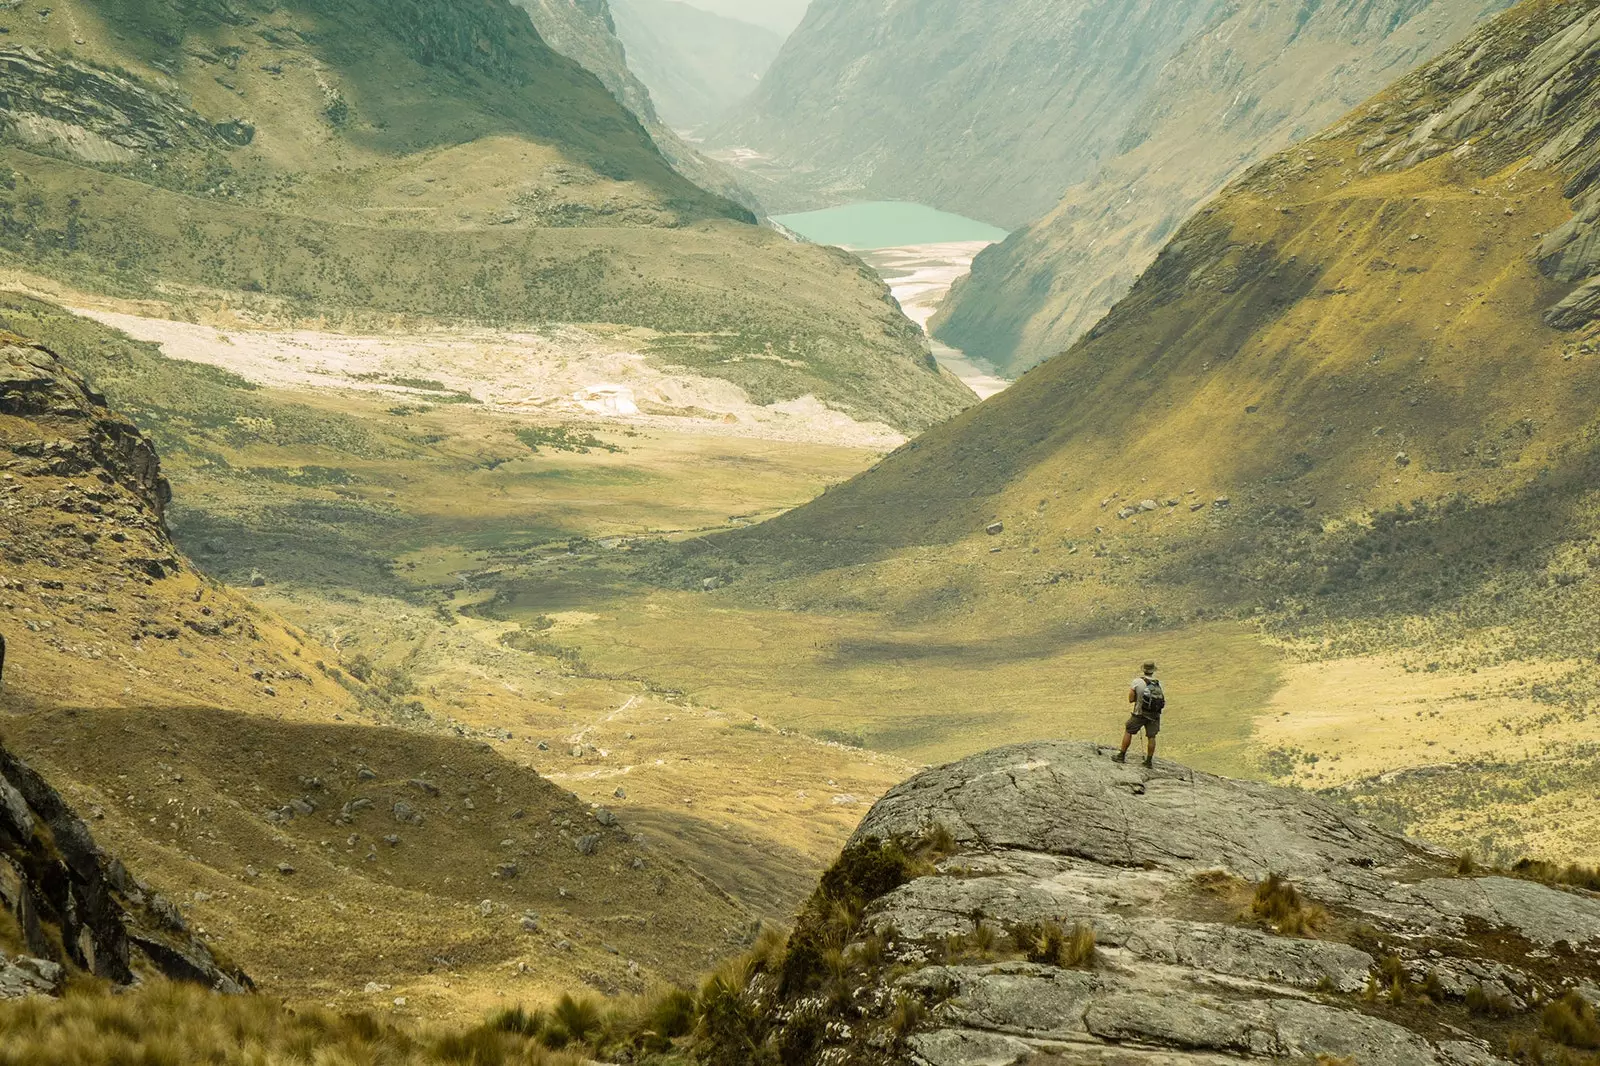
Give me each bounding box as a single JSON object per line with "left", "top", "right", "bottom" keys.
{"left": 1250, "top": 874, "right": 1327, "bottom": 938}
{"left": 0, "top": 983, "right": 586, "bottom": 1066}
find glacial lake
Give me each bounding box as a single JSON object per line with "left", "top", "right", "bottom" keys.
{"left": 773, "top": 202, "right": 1013, "bottom": 398}
{"left": 771, "top": 201, "right": 1008, "bottom": 251}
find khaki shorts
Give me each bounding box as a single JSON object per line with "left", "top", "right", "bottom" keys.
{"left": 1125, "top": 713, "right": 1161, "bottom": 737}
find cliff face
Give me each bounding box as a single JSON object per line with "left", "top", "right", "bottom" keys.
{"left": 934, "top": 0, "right": 1514, "bottom": 375}
{"left": 0, "top": 740, "right": 249, "bottom": 996}
{"left": 710, "top": 742, "right": 1600, "bottom": 1065}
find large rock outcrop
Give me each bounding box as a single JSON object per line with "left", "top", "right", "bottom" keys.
{"left": 731, "top": 742, "right": 1600, "bottom": 1065}
{"left": 0, "top": 334, "right": 171, "bottom": 521}
{"left": 0, "top": 739, "right": 249, "bottom": 996}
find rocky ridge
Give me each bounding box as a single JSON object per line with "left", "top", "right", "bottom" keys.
{"left": 735, "top": 742, "right": 1600, "bottom": 1065}
{"left": 0, "top": 735, "right": 248, "bottom": 997}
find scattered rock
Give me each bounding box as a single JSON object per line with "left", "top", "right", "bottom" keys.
{"left": 576, "top": 833, "right": 601, "bottom": 856}
{"left": 984, "top": 522, "right": 1004, "bottom": 536}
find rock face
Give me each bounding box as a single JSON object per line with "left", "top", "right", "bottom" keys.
{"left": 739, "top": 742, "right": 1600, "bottom": 1065}
{"left": 932, "top": 0, "right": 1514, "bottom": 374}
{"left": 0, "top": 740, "right": 248, "bottom": 996}
{"left": 0, "top": 335, "right": 171, "bottom": 520}
{"left": 0, "top": 46, "right": 252, "bottom": 165}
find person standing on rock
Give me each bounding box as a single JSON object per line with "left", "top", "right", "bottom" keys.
{"left": 1114, "top": 662, "right": 1164, "bottom": 768}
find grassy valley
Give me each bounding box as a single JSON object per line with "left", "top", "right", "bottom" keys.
{"left": 603, "top": 0, "right": 1600, "bottom": 861}
{"left": 0, "top": 0, "right": 970, "bottom": 435}
{"left": 4, "top": 0, "right": 1600, "bottom": 1061}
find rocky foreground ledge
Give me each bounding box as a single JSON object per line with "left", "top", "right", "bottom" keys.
{"left": 725, "top": 741, "right": 1600, "bottom": 1066}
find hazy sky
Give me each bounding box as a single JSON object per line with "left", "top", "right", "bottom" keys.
{"left": 682, "top": 0, "right": 811, "bottom": 35}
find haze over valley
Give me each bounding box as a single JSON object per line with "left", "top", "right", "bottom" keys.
{"left": 2, "top": 1, "right": 1599, "bottom": 1064}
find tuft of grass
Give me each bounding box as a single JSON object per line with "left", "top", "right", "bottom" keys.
{"left": 1010, "top": 920, "right": 1097, "bottom": 969}
{"left": 1543, "top": 992, "right": 1600, "bottom": 1050}
{"left": 542, "top": 994, "right": 602, "bottom": 1049}
{"left": 1251, "top": 874, "right": 1326, "bottom": 937}
{"left": 887, "top": 993, "right": 925, "bottom": 1040}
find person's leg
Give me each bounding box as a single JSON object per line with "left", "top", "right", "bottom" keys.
{"left": 1115, "top": 730, "right": 1134, "bottom": 761}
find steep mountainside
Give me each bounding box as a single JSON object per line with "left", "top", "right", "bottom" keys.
{"left": 935, "top": 0, "right": 1514, "bottom": 376}
{"left": 611, "top": 0, "right": 784, "bottom": 131}
{"left": 692, "top": 0, "right": 1600, "bottom": 852}
{"left": 702, "top": 742, "right": 1600, "bottom": 1066}
{"left": 712, "top": 0, "right": 1234, "bottom": 226}
{"left": 689, "top": 0, "right": 811, "bottom": 36}
{"left": 0, "top": 0, "right": 970, "bottom": 434}
{"left": 509, "top": 0, "right": 760, "bottom": 208}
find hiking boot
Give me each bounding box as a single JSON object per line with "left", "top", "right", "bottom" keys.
{"left": 1142, "top": 755, "right": 1155, "bottom": 769}
{"left": 1111, "top": 751, "right": 1127, "bottom": 764}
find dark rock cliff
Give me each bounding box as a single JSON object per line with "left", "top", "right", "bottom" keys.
{"left": 0, "top": 740, "right": 249, "bottom": 996}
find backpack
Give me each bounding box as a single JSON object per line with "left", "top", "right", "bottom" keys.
{"left": 1138, "top": 678, "right": 1166, "bottom": 715}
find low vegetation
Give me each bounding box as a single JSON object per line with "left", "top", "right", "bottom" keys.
{"left": 0, "top": 983, "right": 586, "bottom": 1066}
{"left": 1250, "top": 874, "right": 1327, "bottom": 938}
{"left": 516, "top": 426, "right": 624, "bottom": 455}
{"left": 1456, "top": 854, "right": 1600, "bottom": 893}
{"left": 1011, "top": 920, "right": 1097, "bottom": 968}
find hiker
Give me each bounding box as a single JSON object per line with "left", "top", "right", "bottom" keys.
{"left": 1113, "top": 661, "right": 1164, "bottom": 768}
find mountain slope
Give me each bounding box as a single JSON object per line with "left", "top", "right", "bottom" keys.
{"left": 611, "top": 0, "right": 784, "bottom": 131}
{"left": 688, "top": 0, "right": 811, "bottom": 36}
{"left": 935, "top": 0, "right": 1515, "bottom": 376}
{"left": 0, "top": 329, "right": 762, "bottom": 1009}
{"left": 0, "top": 0, "right": 970, "bottom": 434}
{"left": 694, "top": 0, "right": 1600, "bottom": 851}
{"left": 509, "top": 0, "right": 761, "bottom": 209}
{"left": 712, "top": 0, "right": 1236, "bottom": 226}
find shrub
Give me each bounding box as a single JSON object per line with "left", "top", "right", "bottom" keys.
{"left": 1251, "top": 874, "right": 1326, "bottom": 937}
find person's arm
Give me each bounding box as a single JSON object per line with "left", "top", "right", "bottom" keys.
{"left": 1128, "top": 685, "right": 1137, "bottom": 705}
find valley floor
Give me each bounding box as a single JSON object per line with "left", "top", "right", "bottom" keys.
{"left": 3, "top": 276, "right": 1592, "bottom": 1017}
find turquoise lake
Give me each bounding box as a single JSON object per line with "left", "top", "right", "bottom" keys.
{"left": 771, "top": 201, "right": 1008, "bottom": 250}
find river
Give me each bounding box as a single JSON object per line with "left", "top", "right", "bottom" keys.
{"left": 770, "top": 202, "right": 1012, "bottom": 399}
